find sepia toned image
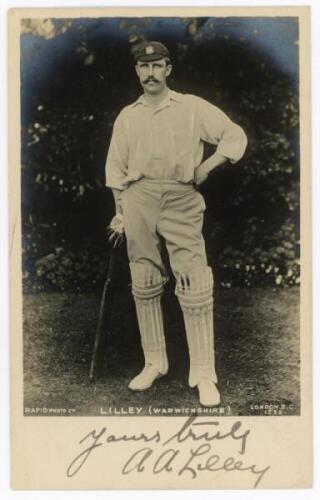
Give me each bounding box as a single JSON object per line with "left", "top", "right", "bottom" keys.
{"left": 9, "top": 6, "right": 312, "bottom": 490}
{"left": 20, "top": 13, "right": 300, "bottom": 417}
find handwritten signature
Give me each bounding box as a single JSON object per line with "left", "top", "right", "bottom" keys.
{"left": 66, "top": 416, "right": 270, "bottom": 488}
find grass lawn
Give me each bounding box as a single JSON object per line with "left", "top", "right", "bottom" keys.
{"left": 23, "top": 286, "right": 300, "bottom": 416}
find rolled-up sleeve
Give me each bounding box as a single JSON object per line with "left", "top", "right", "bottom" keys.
{"left": 198, "top": 98, "right": 247, "bottom": 163}
{"left": 105, "top": 112, "right": 129, "bottom": 190}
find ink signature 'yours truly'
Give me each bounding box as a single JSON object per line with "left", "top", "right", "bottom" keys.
{"left": 66, "top": 416, "right": 271, "bottom": 488}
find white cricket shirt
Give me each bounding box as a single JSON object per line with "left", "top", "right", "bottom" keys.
{"left": 105, "top": 89, "right": 247, "bottom": 190}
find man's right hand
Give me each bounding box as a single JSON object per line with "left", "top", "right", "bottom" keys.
{"left": 107, "top": 214, "right": 125, "bottom": 247}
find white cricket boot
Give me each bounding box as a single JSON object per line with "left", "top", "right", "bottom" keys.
{"left": 197, "top": 379, "right": 221, "bottom": 407}
{"left": 128, "top": 363, "right": 165, "bottom": 391}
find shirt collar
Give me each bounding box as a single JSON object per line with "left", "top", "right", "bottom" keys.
{"left": 131, "top": 89, "right": 183, "bottom": 108}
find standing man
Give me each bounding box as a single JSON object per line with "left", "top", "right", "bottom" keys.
{"left": 105, "top": 41, "right": 247, "bottom": 406}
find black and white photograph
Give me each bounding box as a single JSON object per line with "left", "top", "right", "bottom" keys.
{"left": 20, "top": 13, "right": 302, "bottom": 418}
{"left": 7, "top": 3, "right": 315, "bottom": 490}
{"left": 3, "top": 0, "right": 318, "bottom": 492}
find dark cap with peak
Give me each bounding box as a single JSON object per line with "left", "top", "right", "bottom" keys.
{"left": 134, "top": 41, "right": 171, "bottom": 62}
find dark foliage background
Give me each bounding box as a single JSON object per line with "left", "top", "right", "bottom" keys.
{"left": 21, "top": 17, "right": 300, "bottom": 292}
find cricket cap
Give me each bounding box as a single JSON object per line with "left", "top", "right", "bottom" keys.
{"left": 134, "top": 41, "right": 171, "bottom": 62}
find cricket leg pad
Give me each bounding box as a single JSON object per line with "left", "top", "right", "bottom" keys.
{"left": 130, "top": 262, "right": 168, "bottom": 376}
{"left": 175, "top": 266, "right": 218, "bottom": 388}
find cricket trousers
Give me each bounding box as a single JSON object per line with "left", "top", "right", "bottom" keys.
{"left": 121, "top": 178, "right": 218, "bottom": 387}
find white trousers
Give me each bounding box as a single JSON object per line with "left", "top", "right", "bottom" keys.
{"left": 122, "top": 179, "right": 218, "bottom": 386}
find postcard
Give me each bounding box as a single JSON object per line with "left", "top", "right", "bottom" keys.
{"left": 9, "top": 5, "right": 312, "bottom": 489}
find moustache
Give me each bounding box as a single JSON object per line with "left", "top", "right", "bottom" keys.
{"left": 143, "top": 78, "right": 160, "bottom": 84}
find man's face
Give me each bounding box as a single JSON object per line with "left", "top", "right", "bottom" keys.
{"left": 135, "top": 58, "right": 172, "bottom": 94}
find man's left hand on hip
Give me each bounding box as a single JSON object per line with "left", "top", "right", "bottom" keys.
{"left": 194, "top": 164, "right": 210, "bottom": 186}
